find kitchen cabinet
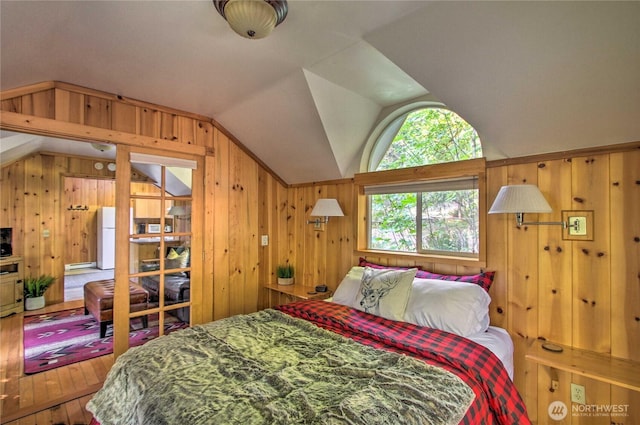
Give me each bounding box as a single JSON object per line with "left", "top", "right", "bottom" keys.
{"left": 0, "top": 256, "right": 24, "bottom": 317}
{"left": 133, "top": 194, "right": 172, "bottom": 219}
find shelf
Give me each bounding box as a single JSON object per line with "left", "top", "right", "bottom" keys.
{"left": 263, "top": 282, "right": 332, "bottom": 301}
{"left": 525, "top": 340, "right": 640, "bottom": 392}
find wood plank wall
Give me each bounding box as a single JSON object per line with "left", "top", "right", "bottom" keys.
{"left": 0, "top": 82, "right": 285, "bottom": 321}
{"left": 1, "top": 154, "right": 120, "bottom": 303}
{"left": 2, "top": 82, "right": 638, "bottom": 424}
{"left": 287, "top": 151, "right": 640, "bottom": 424}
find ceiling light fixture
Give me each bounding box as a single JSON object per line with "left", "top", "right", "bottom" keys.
{"left": 91, "top": 143, "right": 113, "bottom": 152}
{"left": 213, "top": 0, "right": 288, "bottom": 39}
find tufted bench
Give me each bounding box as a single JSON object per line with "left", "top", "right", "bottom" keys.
{"left": 84, "top": 279, "right": 149, "bottom": 338}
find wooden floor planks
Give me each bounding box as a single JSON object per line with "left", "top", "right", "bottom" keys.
{"left": 0, "top": 301, "right": 113, "bottom": 425}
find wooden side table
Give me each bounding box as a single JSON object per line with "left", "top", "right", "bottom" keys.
{"left": 264, "top": 282, "right": 332, "bottom": 307}
{"left": 0, "top": 256, "right": 24, "bottom": 317}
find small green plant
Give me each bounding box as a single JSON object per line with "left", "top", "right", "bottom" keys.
{"left": 277, "top": 265, "right": 294, "bottom": 279}
{"left": 24, "top": 274, "right": 56, "bottom": 298}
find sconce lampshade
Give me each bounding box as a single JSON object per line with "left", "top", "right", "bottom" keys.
{"left": 168, "top": 205, "right": 191, "bottom": 217}
{"left": 310, "top": 199, "right": 344, "bottom": 218}
{"left": 489, "top": 185, "right": 552, "bottom": 214}
{"left": 213, "top": 0, "right": 288, "bottom": 39}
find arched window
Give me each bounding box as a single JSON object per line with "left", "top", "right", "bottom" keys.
{"left": 371, "top": 107, "right": 482, "bottom": 171}
{"left": 358, "top": 107, "right": 485, "bottom": 259}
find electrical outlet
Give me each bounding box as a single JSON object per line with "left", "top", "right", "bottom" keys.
{"left": 260, "top": 235, "right": 269, "bottom": 246}
{"left": 571, "top": 383, "right": 586, "bottom": 404}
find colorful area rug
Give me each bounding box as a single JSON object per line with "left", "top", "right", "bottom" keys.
{"left": 23, "top": 308, "right": 188, "bottom": 374}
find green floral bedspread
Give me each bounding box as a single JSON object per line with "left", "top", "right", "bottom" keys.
{"left": 87, "top": 309, "right": 474, "bottom": 425}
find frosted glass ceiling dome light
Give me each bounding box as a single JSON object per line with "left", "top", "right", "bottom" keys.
{"left": 213, "top": 0, "right": 288, "bottom": 39}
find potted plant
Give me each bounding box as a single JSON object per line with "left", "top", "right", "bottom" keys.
{"left": 24, "top": 274, "right": 56, "bottom": 311}
{"left": 277, "top": 265, "right": 294, "bottom": 286}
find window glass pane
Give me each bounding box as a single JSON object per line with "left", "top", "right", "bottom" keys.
{"left": 164, "top": 310, "right": 189, "bottom": 336}
{"left": 165, "top": 166, "right": 192, "bottom": 195}
{"left": 365, "top": 105, "right": 483, "bottom": 259}
{"left": 369, "top": 193, "right": 417, "bottom": 252}
{"left": 375, "top": 108, "right": 481, "bottom": 171}
{"left": 420, "top": 189, "right": 479, "bottom": 254}
{"left": 130, "top": 240, "right": 162, "bottom": 274}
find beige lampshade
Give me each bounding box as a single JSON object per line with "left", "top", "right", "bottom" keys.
{"left": 224, "top": 0, "right": 278, "bottom": 39}
{"left": 168, "top": 205, "right": 191, "bottom": 217}
{"left": 310, "top": 199, "right": 344, "bottom": 217}
{"left": 488, "top": 185, "right": 552, "bottom": 214}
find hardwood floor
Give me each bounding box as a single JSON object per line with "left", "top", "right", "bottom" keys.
{"left": 0, "top": 301, "right": 113, "bottom": 425}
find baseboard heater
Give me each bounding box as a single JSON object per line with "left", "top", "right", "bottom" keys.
{"left": 64, "top": 262, "right": 97, "bottom": 271}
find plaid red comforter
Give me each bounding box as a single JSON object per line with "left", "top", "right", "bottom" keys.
{"left": 276, "top": 300, "right": 530, "bottom": 425}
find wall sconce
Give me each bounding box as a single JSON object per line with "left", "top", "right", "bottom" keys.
{"left": 489, "top": 185, "right": 582, "bottom": 230}
{"left": 306, "top": 199, "right": 344, "bottom": 230}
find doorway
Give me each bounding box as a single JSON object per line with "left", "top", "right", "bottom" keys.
{"left": 62, "top": 176, "right": 116, "bottom": 301}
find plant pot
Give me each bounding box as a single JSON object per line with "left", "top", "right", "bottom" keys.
{"left": 25, "top": 296, "right": 45, "bottom": 311}
{"left": 277, "top": 277, "right": 294, "bottom": 286}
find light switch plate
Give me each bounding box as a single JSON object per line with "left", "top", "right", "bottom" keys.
{"left": 562, "top": 210, "right": 594, "bottom": 241}
{"left": 568, "top": 216, "right": 587, "bottom": 235}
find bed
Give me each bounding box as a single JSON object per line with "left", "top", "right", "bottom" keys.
{"left": 87, "top": 266, "right": 530, "bottom": 425}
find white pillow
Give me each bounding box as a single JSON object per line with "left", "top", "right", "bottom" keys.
{"left": 332, "top": 266, "right": 364, "bottom": 306}
{"left": 403, "top": 278, "right": 491, "bottom": 337}
{"left": 352, "top": 267, "right": 417, "bottom": 321}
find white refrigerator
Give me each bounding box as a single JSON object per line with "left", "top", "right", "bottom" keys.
{"left": 97, "top": 207, "right": 116, "bottom": 269}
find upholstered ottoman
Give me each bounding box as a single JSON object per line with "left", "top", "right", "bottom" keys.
{"left": 84, "top": 279, "right": 149, "bottom": 338}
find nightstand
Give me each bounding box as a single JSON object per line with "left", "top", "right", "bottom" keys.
{"left": 264, "top": 282, "right": 332, "bottom": 306}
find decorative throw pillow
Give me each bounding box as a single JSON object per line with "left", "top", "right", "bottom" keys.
{"left": 352, "top": 267, "right": 417, "bottom": 321}
{"left": 166, "top": 247, "right": 189, "bottom": 270}
{"left": 414, "top": 270, "right": 495, "bottom": 292}
{"left": 403, "top": 278, "right": 491, "bottom": 337}
{"left": 332, "top": 266, "right": 365, "bottom": 307}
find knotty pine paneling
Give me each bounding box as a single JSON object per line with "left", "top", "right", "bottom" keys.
{"left": 84, "top": 96, "right": 112, "bottom": 129}
{"left": 504, "top": 163, "right": 541, "bottom": 423}
{"left": 3, "top": 83, "right": 212, "bottom": 149}
{"left": 537, "top": 158, "right": 573, "bottom": 346}
{"left": 486, "top": 166, "right": 508, "bottom": 329}
{"left": 202, "top": 155, "right": 216, "bottom": 323}
{"left": 111, "top": 101, "right": 137, "bottom": 134}
{"left": 610, "top": 150, "right": 640, "bottom": 361}
{"left": 571, "top": 154, "right": 611, "bottom": 354}
{"left": 0, "top": 153, "right": 120, "bottom": 304}
{"left": 139, "top": 106, "right": 160, "bottom": 138}
{"left": 212, "top": 129, "right": 231, "bottom": 321}
{"left": 21, "top": 89, "right": 55, "bottom": 118}
{"left": 54, "top": 89, "right": 83, "bottom": 124}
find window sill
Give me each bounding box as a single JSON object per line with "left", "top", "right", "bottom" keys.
{"left": 355, "top": 249, "right": 487, "bottom": 269}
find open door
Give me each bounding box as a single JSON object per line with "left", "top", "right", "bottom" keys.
{"left": 113, "top": 146, "right": 203, "bottom": 358}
